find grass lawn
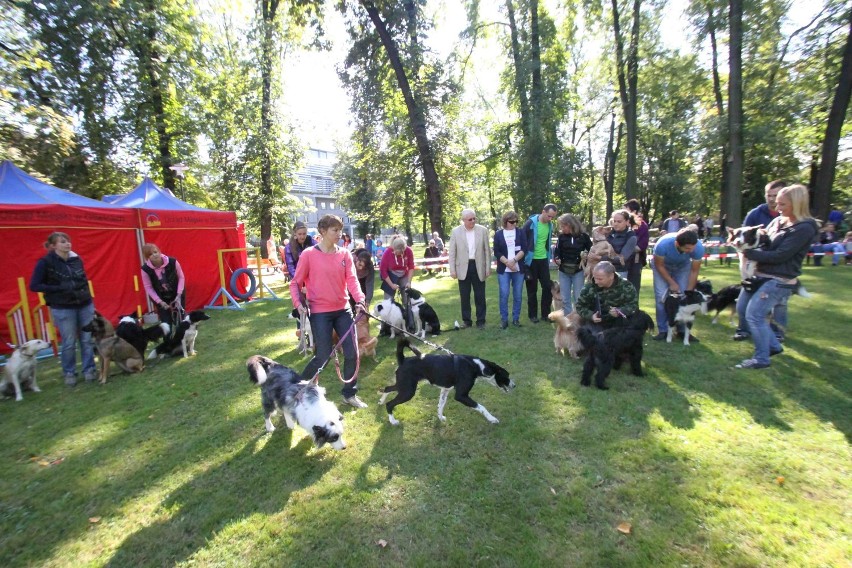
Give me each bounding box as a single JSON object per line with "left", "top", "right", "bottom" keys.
{"left": 1, "top": 263, "right": 849, "bottom": 567}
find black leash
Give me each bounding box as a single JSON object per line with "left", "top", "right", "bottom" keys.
{"left": 364, "top": 311, "right": 455, "bottom": 356}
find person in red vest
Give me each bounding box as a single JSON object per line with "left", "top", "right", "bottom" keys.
{"left": 140, "top": 243, "right": 186, "bottom": 327}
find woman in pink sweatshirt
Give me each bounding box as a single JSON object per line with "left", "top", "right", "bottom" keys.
{"left": 141, "top": 243, "right": 186, "bottom": 325}
{"left": 289, "top": 215, "right": 368, "bottom": 408}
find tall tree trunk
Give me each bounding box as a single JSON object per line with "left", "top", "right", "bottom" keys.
{"left": 362, "top": 1, "right": 443, "bottom": 235}
{"left": 612, "top": 0, "right": 640, "bottom": 199}
{"left": 813, "top": 9, "right": 852, "bottom": 221}
{"left": 602, "top": 110, "right": 623, "bottom": 220}
{"left": 707, "top": 5, "right": 729, "bottom": 221}
{"left": 258, "top": 0, "right": 280, "bottom": 257}
{"left": 136, "top": 0, "right": 175, "bottom": 192}
{"left": 725, "top": 0, "right": 744, "bottom": 225}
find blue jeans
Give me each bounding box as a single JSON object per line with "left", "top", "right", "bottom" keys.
{"left": 651, "top": 263, "right": 691, "bottom": 333}
{"left": 736, "top": 280, "right": 791, "bottom": 365}
{"left": 497, "top": 271, "right": 525, "bottom": 323}
{"left": 301, "top": 308, "right": 359, "bottom": 398}
{"left": 812, "top": 243, "right": 844, "bottom": 265}
{"left": 557, "top": 270, "right": 585, "bottom": 315}
{"left": 51, "top": 303, "right": 96, "bottom": 378}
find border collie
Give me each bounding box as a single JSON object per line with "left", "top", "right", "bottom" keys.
{"left": 246, "top": 355, "right": 346, "bottom": 449}
{"left": 707, "top": 284, "right": 741, "bottom": 325}
{"left": 727, "top": 225, "right": 768, "bottom": 278}
{"left": 407, "top": 288, "right": 441, "bottom": 337}
{"left": 664, "top": 290, "right": 709, "bottom": 345}
{"left": 372, "top": 299, "right": 406, "bottom": 338}
{"left": 577, "top": 310, "right": 654, "bottom": 390}
{"left": 116, "top": 314, "right": 168, "bottom": 358}
{"left": 1, "top": 339, "right": 50, "bottom": 401}
{"left": 379, "top": 339, "right": 515, "bottom": 425}
{"left": 147, "top": 311, "right": 210, "bottom": 359}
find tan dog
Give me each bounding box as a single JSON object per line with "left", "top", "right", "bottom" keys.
{"left": 582, "top": 226, "right": 617, "bottom": 281}
{"left": 331, "top": 313, "right": 378, "bottom": 359}
{"left": 81, "top": 312, "right": 144, "bottom": 384}
{"left": 550, "top": 281, "right": 564, "bottom": 313}
{"left": 1, "top": 339, "right": 51, "bottom": 401}
{"left": 547, "top": 310, "right": 584, "bottom": 359}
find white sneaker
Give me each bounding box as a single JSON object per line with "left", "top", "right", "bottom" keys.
{"left": 344, "top": 395, "right": 368, "bottom": 409}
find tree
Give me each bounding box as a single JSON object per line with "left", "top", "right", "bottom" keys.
{"left": 610, "top": 0, "right": 641, "bottom": 199}
{"left": 725, "top": 0, "right": 744, "bottom": 225}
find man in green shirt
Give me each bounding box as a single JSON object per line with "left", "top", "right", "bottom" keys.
{"left": 521, "top": 203, "right": 558, "bottom": 323}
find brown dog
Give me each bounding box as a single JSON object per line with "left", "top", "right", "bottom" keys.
{"left": 81, "top": 312, "right": 144, "bottom": 384}
{"left": 550, "top": 281, "right": 564, "bottom": 313}
{"left": 582, "top": 226, "right": 617, "bottom": 281}
{"left": 331, "top": 312, "right": 378, "bottom": 359}
{"left": 547, "top": 310, "right": 584, "bottom": 359}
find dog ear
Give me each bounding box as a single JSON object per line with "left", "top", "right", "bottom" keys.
{"left": 312, "top": 425, "right": 329, "bottom": 446}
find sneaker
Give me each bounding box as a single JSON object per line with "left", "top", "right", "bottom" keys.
{"left": 652, "top": 332, "right": 667, "bottom": 341}
{"left": 530, "top": 317, "right": 540, "bottom": 324}
{"left": 512, "top": 320, "right": 522, "bottom": 327}
{"left": 477, "top": 322, "right": 486, "bottom": 330}
{"left": 732, "top": 331, "right": 749, "bottom": 341}
{"left": 770, "top": 346, "right": 784, "bottom": 357}
{"left": 344, "top": 395, "right": 368, "bottom": 409}
{"left": 500, "top": 321, "right": 508, "bottom": 330}
{"left": 735, "top": 358, "right": 770, "bottom": 369}
{"left": 64, "top": 374, "right": 77, "bottom": 387}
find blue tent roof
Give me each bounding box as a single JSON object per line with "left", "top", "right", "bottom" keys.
{"left": 111, "top": 177, "right": 208, "bottom": 211}
{"left": 0, "top": 160, "right": 122, "bottom": 208}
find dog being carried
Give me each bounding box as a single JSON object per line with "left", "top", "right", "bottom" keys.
{"left": 581, "top": 226, "right": 617, "bottom": 282}
{"left": 379, "top": 339, "right": 515, "bottom": 425}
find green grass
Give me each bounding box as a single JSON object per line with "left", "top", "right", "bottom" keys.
{"left": 1, "top": 264, "right": 850, "bottom": 567}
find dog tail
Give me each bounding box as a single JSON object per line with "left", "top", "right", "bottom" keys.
{"left": 396, "top": 338, "right": 410, "bottom": 366}
{"left": 246, "top": 355, "right": 275, "bottom": 385}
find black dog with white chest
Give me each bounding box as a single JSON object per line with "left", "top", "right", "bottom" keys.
{"left": 664, "top": 290, "right": 709, "bottom": 345}
{"left": 380, "top": 339, "right": 515, "bottom": 425}
{"left": 147, "top": 310, "right": 210, "bottom": 359}
{"left": 577, "top": 310, "right": 655, "bottom": 390}
{"left": 407, "top": 287, "right": 441, "bottom": 336}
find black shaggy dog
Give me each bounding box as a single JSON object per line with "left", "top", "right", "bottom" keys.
{"left": 379, "top": 338, "right": 515, "bottom": 425}
{"left": 115, "top": 314, "right": 168, "bottom": 358}
{"left": 577, "top": 310, "right": 655, "bottom": 390}
{"left": 407, "top": 287, "right": 441, "bottom": 336}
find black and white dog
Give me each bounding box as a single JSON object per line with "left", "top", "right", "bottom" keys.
{"left": 577, "top": 310, "right": 655, "bottom": 390}
{"left": 1, "top": 339, "right": 50, "bottom": 401}
{"left": 379, "top": 339, "right": 515, "bottom": 425}
{"left": 664, "top": 290, "right": 709, "bottom": 345}
{"left": 727, "top": 225, "right": 768, "bottom": 278}
{"left": 706, "top": 284, "right": 742, "bottom": 325}
{"left": 407, "top": 288, "right": 441, "bottom": 337}
{"left": 147, "top": 311, "right": 210, "bottom": 359}
{"left": 116, "top": 314, "right": 169, "bottom": 358}
{"left": 246, "top": 355, "right": 346, "bottom": 449}
{"left": 372, "top": 299, "right": 406, "bottom": 338}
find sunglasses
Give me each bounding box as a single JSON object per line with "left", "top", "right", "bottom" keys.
{"left": 506, "top": 219, "right": 518, "bottom": 224}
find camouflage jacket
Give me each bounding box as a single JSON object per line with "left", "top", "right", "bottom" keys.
{"left": 575, "top": 275, "right": 638, "bottom": 325}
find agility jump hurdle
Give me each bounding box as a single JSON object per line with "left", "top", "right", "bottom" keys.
{"left": 206, "top": 247, "right": 280, "bottom": 310}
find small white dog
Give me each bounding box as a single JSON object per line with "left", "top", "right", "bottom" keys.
{"left": 372, "top": 299, "right": 405, "bottom": 338}
{"left": 2, "top": 339, "right": 51, "bottom": 401}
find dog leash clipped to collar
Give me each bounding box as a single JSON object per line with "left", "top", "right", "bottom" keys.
{"left": 363, "top": 312, "right": 455, "bottom": 356}
{"left": 311, "top": 310, "right": 364, "bottom": 384}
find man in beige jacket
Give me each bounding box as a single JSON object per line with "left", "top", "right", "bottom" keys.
{"left": 448, "top": 209, "right": 491, "bottom": 329}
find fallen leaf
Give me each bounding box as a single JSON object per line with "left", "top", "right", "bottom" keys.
{"left": 38, "top": 460, "right": 50, "bottom": 467}
{"left": 376, "top": 539, "right": 388, "bottom": 548}
{"left": 776, "top": 476, "right": 785, "bottom": 486}
{"left": 550, "top": 487, "right": 556, "bottom": 495}
{"left": 50, "top": 457, "right": 65, "bottom": 465}
{"left": 89, "top": 517, "right": 101, "bottom": 524}
{"left": 148, "top": 415, "right": 154, "bottom": 419}
{"left": 617, "top": 522, "right": 632, "bottom": 534}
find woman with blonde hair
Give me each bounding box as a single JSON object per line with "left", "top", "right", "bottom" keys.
{"left": 734, "top": 184, "right": 817, "bottom": 369}
{"left": 553, "top": 213, "right": 592, "bottom": 315}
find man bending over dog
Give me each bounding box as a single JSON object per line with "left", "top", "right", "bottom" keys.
{"left": 650, "top": 229, "right": 705, "bottom": 341}
{"left": 575, "top": 262, "right": 639, "bottom": 327}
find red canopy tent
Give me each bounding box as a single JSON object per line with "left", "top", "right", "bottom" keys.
{"left": 0, "top": 161, "right": 142, "bottom": 352}
{"left": 112, "top": 178, "right": 246, "bottom": 312}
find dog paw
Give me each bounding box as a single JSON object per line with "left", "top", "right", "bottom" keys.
{"left": 438, "top": 414, "right": 446, "bottom": 422}
{"left": 488, "top": 416, "right": 500, "bottom": 424}
{"left": 15, "top": 395, "right": 23, "bottom": 402}
{"left": 580, "top": 379, "right": 591, "bottom": 387}
{"left": 388, "top": 415, "right": 400, "bottom": 426}
{"left": 32, "top": 386, "right": 41, "bottom": 392}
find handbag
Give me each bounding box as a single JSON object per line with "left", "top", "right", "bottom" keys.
{"left": 741, "top": 276, "right": 771, "bottom": 293}
{"left": 559, "top": 262, "right": 579, "bottom": 275}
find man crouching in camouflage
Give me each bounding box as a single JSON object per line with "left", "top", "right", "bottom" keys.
{"left": 574, "top": 261, "right": 639, "bottom": 326}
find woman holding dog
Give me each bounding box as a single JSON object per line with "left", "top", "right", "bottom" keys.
{"left": 553, "top": 213, "right": 592, "bottom": 316}
{"left": 29, "top": 232, "right": 97, "bottom": 386}
{"left": 140, "top": 243, "right": 186, "bottom": 326}
{"left": 290, "top": 214, "right": 368, "bottom": 408}
{"left": 734, "top": 184, "right": 817, "bottom": 369}
{"left": 587, "top": 210, "right": 637, "bottom": 283}
{"left": 494, "top": 211, "right": 528, "bottom": 329}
